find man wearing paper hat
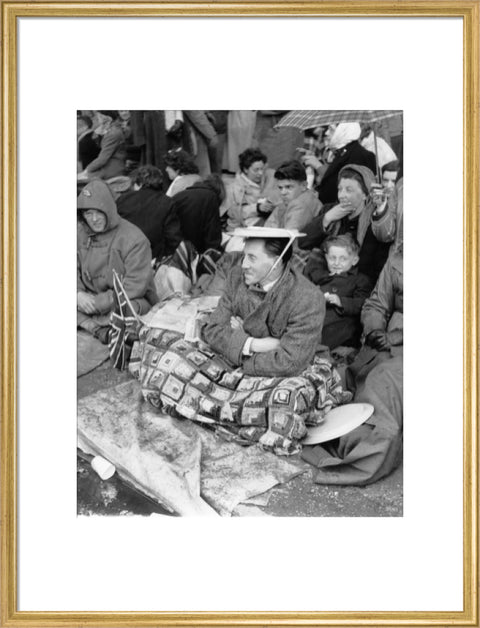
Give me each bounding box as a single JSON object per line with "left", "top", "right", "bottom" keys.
{"left": 202, "top": 226, "right": 325, "bottom": 377}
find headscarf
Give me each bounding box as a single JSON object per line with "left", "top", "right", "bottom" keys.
{"left": 328, "top": 122, "right": 361, "bottom": 151}
{"left": 360, "top": 131, "right": 397, "bottom": 167}
{"left": 338, "top": 163, "right": 375, "bottom": 195}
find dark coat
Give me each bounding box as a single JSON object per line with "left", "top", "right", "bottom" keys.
{"left": 116, "top": 187, "right": 182, "bottom": 261}
{"left": 171, "top": 182, "right": 223, "bottom": 253}
{"left": 202, "top": 264, "right": 325, "bottom": 377}
{"left": 304, "top": 253, "right": 372, "bottom": 348}
{"left": 316, "top": 140, "right": 377, "bottom": 204}
{"left": 78, "top": 131, "right": 100, "bottom": 170}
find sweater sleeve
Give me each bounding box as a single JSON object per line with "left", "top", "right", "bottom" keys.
{"left": 242, "top": 287, "right": 325, "bottom": 377}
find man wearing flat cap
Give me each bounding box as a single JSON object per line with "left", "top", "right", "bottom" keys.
{"left": 202, "top": 227, "right": 326, "bottom": 377}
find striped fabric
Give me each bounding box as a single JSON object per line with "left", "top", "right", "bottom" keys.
{"left": 109, "top": 270, "right": 141, "bottom": 370}
{"left": 276, "top": 110, "right": 402, "bottom": 131}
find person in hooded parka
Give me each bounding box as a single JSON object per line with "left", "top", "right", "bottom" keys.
{"left": 77, "top": 179, "right": 158, "bottom": 342}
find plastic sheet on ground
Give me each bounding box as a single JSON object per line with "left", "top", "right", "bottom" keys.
{"left": 77, "top": 380, "right": 305, "bottom": 516}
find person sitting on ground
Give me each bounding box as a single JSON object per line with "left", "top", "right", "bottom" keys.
{"left": 303, "top": 248, "right": 403, "bottom": 485}
{"left": 304, "top": 234, "right": 371, "bottom": 349}
{"left": 264, "top": 160, "right": 322, "bottom": 231}
{"left": 224, "top": 148, "right": 281, "bottom": 230}
{"left": 170, "top": 173, "right": 225, "bottom": 254}
{"left": 164, "top": 149, "right": 202, "bottom": 197}
{"left": 302, "top": 123, "right": 376, "bottom": 205}
{"left": 78, "top": 110, "right": 127, "bottom": 181}
{"left": 202, "top": 228, "right": 325, "bottom": 377}
{"left": 116, "top": 165, "right": 182, "bottom": 263}
{"left": 77, "top": 114, "right": 100, "bottom": 172}
{"left": 299, "top": 164, "right": 390, "bottom": 284}
{"left": 77, "top": 179, "right": 158, "bottom": 343}
{"left": 114, "top": 226, "right": 350, "bottom": 455}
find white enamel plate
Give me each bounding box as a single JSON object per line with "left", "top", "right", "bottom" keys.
{"left": 302, "top": 403, "right": 375, "bottom": 445}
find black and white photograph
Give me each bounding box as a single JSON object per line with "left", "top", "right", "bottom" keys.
{"left": 76, "top": 109, "right": 404, "bottom": 517}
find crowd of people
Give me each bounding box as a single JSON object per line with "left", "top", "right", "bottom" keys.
{"left": 77, "top": 110, "right": 403, "bottom": 485}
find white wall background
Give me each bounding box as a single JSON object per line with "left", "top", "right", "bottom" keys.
{"left": 17, "top": 16, "right": 463, "bottom": 612}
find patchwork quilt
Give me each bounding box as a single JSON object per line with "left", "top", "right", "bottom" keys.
{"left": 129, "top": 328, "right": 351, "bottom": 455}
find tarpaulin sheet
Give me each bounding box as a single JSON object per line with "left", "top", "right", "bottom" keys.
{"left": 77, "top": 380, "right": 304, "bottom": 516}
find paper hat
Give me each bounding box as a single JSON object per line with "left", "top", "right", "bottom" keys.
{"left": 232, "top": 227, "right": 306, "bottom": 240}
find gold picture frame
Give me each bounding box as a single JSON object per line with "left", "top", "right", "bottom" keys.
{"left": 1, "top": 2, "right": 478, "bottom": 626}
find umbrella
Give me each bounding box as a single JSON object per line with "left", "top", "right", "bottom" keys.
{"left": 276, "top": 110, "right": 402, "bottom": 181}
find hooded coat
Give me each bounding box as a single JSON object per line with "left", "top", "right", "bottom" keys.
{"left": 299, "top": 164, "right": 390, "bottom": 283}
{"left": 77, "top": 180, "right": 158, "bottom": 317}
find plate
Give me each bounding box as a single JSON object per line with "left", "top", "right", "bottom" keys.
{"left": 302, "top": 403, "right": 374, "bottom": 445}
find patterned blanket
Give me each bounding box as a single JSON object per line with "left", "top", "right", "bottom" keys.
{"left": 109, "top": 269, "right": 352, "bottom": 455}
{"left": 128, "top": 328, "right": 351, "bottom": 455}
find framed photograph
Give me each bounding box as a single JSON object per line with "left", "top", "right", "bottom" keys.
{"left": 1, "top": 2, "right": 478, "bottom": 626}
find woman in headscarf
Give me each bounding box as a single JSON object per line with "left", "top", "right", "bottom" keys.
{"left": 302, "top": 123, "right": 376, "bottom": 205}
{"left": 299, "top": 164, "right": 390, "bottom": 284}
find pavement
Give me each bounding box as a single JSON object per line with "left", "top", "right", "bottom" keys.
{"left": 77, "top": 360, "right": 403, "bottom": 518}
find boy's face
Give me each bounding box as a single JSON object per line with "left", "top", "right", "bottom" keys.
{"left": 277, "top": 179, "right": 306, "bottom": 206}
{"left": 325, "top": 245, "right": 359, "bottom": 275}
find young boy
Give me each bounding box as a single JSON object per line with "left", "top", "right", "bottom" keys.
{"left": 264, "top": 160, "right": 322, "bottom": 231}
{"left": 304, "top": 234, "right": 372, "bottom": 349}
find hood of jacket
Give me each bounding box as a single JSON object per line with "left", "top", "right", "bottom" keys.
{"left": 77, "top": 179, "right": 120, "bottom": 233}
{"left": 338, "top": 163, "right": 375, "bottom": 194}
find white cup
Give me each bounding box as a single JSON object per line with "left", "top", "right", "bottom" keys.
{"left": 91, "top": 455, "right": 116, "bottom": 480}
